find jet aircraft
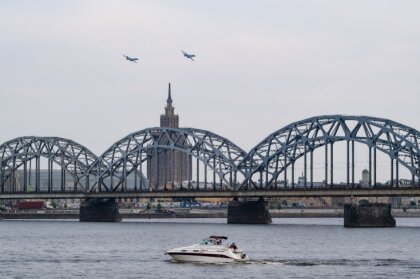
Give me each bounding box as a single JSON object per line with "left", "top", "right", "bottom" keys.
{"left": 181, "top": 50, "right": 196, "bottom": 61}
{"left": 123, "top": 55, "right": 139, "bottom": 63}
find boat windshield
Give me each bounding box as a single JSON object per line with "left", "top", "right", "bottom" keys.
{"left": 199, "top": 238, "right": 224, "bottom": 246}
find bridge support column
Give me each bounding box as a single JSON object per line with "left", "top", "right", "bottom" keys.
{"left": 227, "top": 197, "right": 272, "bottom": 224}
{"left": 344, "top": 203, "right": 395, "bottom": 228}
{"left": 79, "top": 198, "right": 122, "bottom": 222}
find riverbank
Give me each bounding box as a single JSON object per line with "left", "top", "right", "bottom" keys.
{"left": 1, "top": 208, "right": 420, "bottom": 219}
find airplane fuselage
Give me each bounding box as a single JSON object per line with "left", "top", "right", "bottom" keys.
{"left": 124, "top": 55, "right": 138, "bottom": 63}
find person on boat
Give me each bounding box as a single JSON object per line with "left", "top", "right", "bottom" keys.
{"left": 229, "top": 243, "right": 237, "bottom": 251}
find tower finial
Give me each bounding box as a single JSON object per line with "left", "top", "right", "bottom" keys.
{"left": 161, "top": 82, "right": 178, "bottom": 126}
{"left": 167, "top": 83, "right": 172, "bottom": 105}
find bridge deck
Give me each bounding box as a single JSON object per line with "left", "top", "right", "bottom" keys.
{"left": 1, "top": 188, "right": 420, "bottom": 199}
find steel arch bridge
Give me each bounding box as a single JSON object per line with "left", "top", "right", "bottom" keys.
{"left": 238, "top": 115, "right": 420, "bottom": 190}
{"left": 0, "top": 137, "right": 98, "bottom": 193}
{"left": 86, "top": 127, "right": 247, "bottom": 193}
{"left": 0, "top": 115, "right": 420, "bottom": 198}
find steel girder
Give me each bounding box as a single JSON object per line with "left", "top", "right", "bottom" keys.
{"left": 0, "top": 137, "right": 98, "bottom": 191}
{"left": 238, "top": 115, "right": 420, "bottom": 189}
{"left": 87, "top": 127, "right": 247, "bottom": 192}
{"left": 2, "top": 115, "right": 420, "bottom": 194}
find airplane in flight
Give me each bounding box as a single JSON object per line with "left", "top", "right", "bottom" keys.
{"left": 181, "top": 50, "right": 196, "bottom": 61}
{"left": 123, "top": 55, "right": 139, "bottom": 63}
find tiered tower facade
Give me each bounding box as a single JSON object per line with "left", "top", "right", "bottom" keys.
{"left": 147, "top": 83, "right": 191, "bottom": 189}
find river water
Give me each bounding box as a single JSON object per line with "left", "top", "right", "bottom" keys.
{"left": 0, "top": 218, "right": 419, "bottom": 278}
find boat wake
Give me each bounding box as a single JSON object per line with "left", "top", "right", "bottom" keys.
{"left": 166, "top": 257, "right": 420, "bottom": 270}
{"left": 248, "top": 258, "right": 419, "bottom": 268}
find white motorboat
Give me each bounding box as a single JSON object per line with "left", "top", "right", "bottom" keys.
{"left": 166, "top": 235, "right": 249, "bottom": 263}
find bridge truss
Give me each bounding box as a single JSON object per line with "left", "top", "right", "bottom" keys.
{"left": 239, "top": 115, "right": 420, "bottom": 190}
{"left": 85, "top": 127, "right": 247, "bottom": 192}
{"left": 1, "top": 115, "right": 419, "bottom": 197}
{"left": 0, "top": 137, "right": 98, "bottom": 194}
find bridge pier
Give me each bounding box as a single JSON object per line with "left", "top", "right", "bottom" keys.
{"left": 344, "top": 203, "right": 395, "bottom": 228}
{"left": 79, "top": 198, "right": 121, "bottom": 222}
{"left": 227, "top": 197, "right": 272, "bottom": 224}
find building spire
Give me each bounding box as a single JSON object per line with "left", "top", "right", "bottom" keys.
{"left": 161, "top": 82, "right": 178, "bottom": 128}
{"left": 167, "top": 83, "right": 173, "bottom": 105}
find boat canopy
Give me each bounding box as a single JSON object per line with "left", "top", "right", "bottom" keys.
{"left": 209, "top": 235, "right": 228, "bottom": 240}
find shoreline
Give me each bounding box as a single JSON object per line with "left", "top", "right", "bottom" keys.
{"left": 1, "top": 208, "right": 419, "bottom": 220}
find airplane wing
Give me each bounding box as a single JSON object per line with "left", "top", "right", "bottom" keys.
{"left": 181, "top": 50, "right": 186, "bottom": 55}
{"left": 190, "top": 57, "right": 194, "bottom": 61}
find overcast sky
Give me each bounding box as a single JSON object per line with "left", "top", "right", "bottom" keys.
{"left": 1, "top": 0, "right": 420, "bottom": 158}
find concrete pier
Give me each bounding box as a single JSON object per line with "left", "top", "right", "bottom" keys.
{"left": 79, "top": 198, "right": 122, "bottom": 222}
{"left": 344, "top": 203, "right": 395, "bottom": 228}
{"left": 227, "top": 197, "right": 272, "bottom": 224}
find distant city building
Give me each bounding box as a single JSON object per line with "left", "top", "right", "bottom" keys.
{"left": 297, "top": 174, "right": 306, "bottom": 186}
{"left": 293, "top": 173, "right": 325, "bottom": 188}
{"left": 10, "top": 170, "right": 77, "bottom": 192}
{"left": 7, "top": 169, "right": 146, "bottom": 193}
{"left": 146, "top": 83, "right": 191, "bottom": 189}
{"left": 360, "top": 169, "right": 370, "bottom": 187}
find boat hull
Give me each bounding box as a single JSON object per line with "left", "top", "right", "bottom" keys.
{"left": 167, "top": 252, "right": 238, "bottom": 263}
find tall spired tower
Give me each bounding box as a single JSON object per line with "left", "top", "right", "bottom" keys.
{"left": 160, "top": 83, "right": 179, "bottom": 128}
{"left": 147, "top": 83, "right": 191, "bottom": 189}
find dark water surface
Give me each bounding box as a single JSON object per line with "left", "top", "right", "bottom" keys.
{"left": 0, "top": 218, "right": 419, "bottom": 278}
